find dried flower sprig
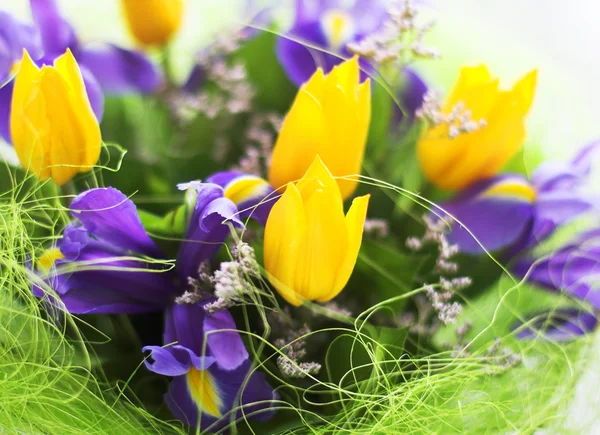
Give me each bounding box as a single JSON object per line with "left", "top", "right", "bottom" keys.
{"left": 234, "top": 113, "right": 282, "bottom": 176}
{"left": 406, "top": 214, "right": 471, "bottom": 326}
{"left": 416, "top": 90, "right": 487, "bottom": 139}
{"left": 347, "top": 0, "right": 439, "bottom": 67}
{"left": 275, "top": 324, "right": 322, "bottom": 379}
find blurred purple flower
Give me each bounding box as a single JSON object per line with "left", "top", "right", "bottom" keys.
{"left": 0, "top": 0, "right": 162, "bottom": 143}
{"left": 514, "top": 230, "right": 600, "bottom": 310}
{"left": 276, "top": 0, "right": 386, "bottom": 86}
{"left": 513, "top": 308, "right": 597, "bottom": 342}
{"left": 439, "top": 140, "right": 599, "bottom": 255}
{"left": 511, "top": 229, "right": 600, "bottom": 341}
{"left": 0, "top": 11, "right": 42, "bottom": 141}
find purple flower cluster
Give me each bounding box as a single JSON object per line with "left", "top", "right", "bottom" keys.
{"left": 34, "top": 177, "right": 278, "bottom": 432}
{"left": 435, "top": 141, "right": 600, "bottom": 340}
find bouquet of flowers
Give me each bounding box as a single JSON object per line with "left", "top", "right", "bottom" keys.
{"left": 1, "top": 0, "right": 598, "bottom": 433}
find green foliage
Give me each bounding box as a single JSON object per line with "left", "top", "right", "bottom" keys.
{"left": 235, "top": 30, "right": 297, "bottom": 112}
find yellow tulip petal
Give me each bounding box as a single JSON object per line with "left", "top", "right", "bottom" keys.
{"left": 418, "top": 64, "right": 537, "bottom": 190}
{"left": 445, "top": 64, "right": 492, "bottom": 109}
{"left": 264, "top": 184, "right": 306, "bottom": 306}
{"left": 268, "top": 57, "right": 370, "bottom": 198}
{"left": 358, "top": 78, "right": 372, "bottom": 135}
{"left": 322, "top": 194, "right": 370, "bottom": 302}
{"left": 296, "top": 155, "right": 342, "bottom": 205}
{"left": 11, "top": 50, "right": 45, "bottom": 176}
{"left": 510, "top": 69, "right": 537, "bottom": 115}
{"left": 268, "top": 89, "right": 328, "bottom": 190}
{"left": 303, "top": 68, "right": 326, "bottom": 100}
{"left": 121, "top": 0, "right": 183, "bottom": 47}
{"left": 53, "top": 49, "right": 102, "bottom": 169}
{"left": 37, "top": 66, "right": 85, "bottom": 185}
{"left": 294, "top": 178, "right": 348, "bottom": 301}
{"left": 331, "top": 56, "right": 360, "bottom": 93}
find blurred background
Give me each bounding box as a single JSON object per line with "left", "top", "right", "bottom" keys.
{"left": 1, "top": 0, "right": 599, "bottom": 429}
{"left": 3, "top": 0, "right": 599, "bottom": 165}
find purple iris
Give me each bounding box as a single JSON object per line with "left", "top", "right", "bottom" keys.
{"left": 437, "top": 141, "right": 600, "bottom": 341}
{"left": 34, "top": 179, "right": 277, "bottom": 428}
{"left": 143, "top": 303, "right": 277, "bottom": 430}
{"left": 276, "top": 0, "right": 386, "bottom": 86}
{"left": 511, "top": 230, "right": 600, "bottom": 341}
{"left": 440, "top": 140, "right": 599, "bottom": 256}
{"left": 0, "top": 0, "right": 162, "bottom": 143}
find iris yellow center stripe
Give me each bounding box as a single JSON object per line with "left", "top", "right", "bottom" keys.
{"left": 322, "top": 10, "right": 353, "bottom": 48}
{"left": 37, "top": 248, "right": 64, "bottom": 272}
{"left": 481, "top": 181, "right": 536, "bottom": 202}
{"left": 186, "top": 368, "right": 222, "bottom": 418}
{"left": 224, "top": 177, "right": 268, "bottom": 205}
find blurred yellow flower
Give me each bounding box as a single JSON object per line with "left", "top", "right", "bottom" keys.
{"left": 417, "top": 65, "right": 537, "bottom": 190}
{"left": 11, "top": 49, "right": 101, "bottom": 186}
{"left": 268, "top": 57, "right": 371, "bottom": 200}
{"left": 264, "top": 156, "right": 370, "bottom": 306}
{"left": 121, "top": 0, "right": 183, "bottom": 47}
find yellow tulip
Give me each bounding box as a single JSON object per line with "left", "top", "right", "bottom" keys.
{"left": 417, "top": 65, "right": 537, "bottom": 190}
{"left": 121, "top": 0, "right": 183, "bottom": 47}
{"left": 268, "top": 57, "right": 371, "bottom": 200}
{"left": 11, "top": 49, "right": 101, "bottom": 186}
{"left": 264, "top": 156, "right": 370, "bottom": 306}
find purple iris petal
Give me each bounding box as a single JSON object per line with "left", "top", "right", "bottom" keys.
{"left": 0, "top": 11, "right": 42, "bottom": 83}
{"left": 277, "top": 0, "right": 387, "bottom": 86}
{"left": 38, "top": 225, "right": 177, "bottom": 314}
{"left": 392, "top": 68, "right": 428, "bottom": 125}
{"left": 206, "top": 171, "right": 277, "bottom": 225}
{"left": 143, "top": 345, "right": 216, "bottom": 376}
{"left": 514, "top": 308, "right": 597, "bottom": 341}
{"left": 276, "top": 21, "right": 370, "bottom": 87}
{"left": 183, "top": 64, "right": 206, "bottom": 93}
{"left": 204, "top": 309, "right": 250, "bottom": 371}
{"left": 514, "top": 235, "right": 600, "bottom": 309}
{"left": 163, "top": 303, "right": 208, "bottom": 356}
{"left": 164, "top": 302, "right": 249, "bottom": 371}
{"left": 176, "top": 183, "right": 243, "bottom": 282}
{"left": 276, "top": 21, "right": 337, "bottom": 87}
{"left": 30, "top": 0, "right": 78, "bottom": 57}
{"left": 158, "top": 302, "right": 277, "bottom": 430}
{"left": 441, "top": 175, "right": 535, "bottom": 254}
{"left": 205, "top": 359, "right": 278, "bottom": 425}
{"left": 70, "top": 187, "right": 163, "bottom": 257}
{"left": 531, "top": 141, "right": 600, "bottom": 193}
{"left": 78, "top": 44, "right": 162, "bottom": 94}
{"left": 293, "top": 0, "right": 386, "bottom": 34}
{"left": 164, "top": 375, "right": 203, "bottom": 428}
{"left": 0, "top": 81, "right": 13, "bottom": 143}
{"left": 79, "top": 65, "right": 104, "bottom": 121}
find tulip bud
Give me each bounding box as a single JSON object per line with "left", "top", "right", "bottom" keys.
{"left": 417, "top": 65, "right": 537, "bottom": 190}
{"left": 10, "top": 49, "right": 101, "bottom": 185}
{"left": 121, "top": 0, "right": 183, "bottom": 47}
{"left": 264, "top": 156, "right": 370, "bottom": 306}
{"left": 268, "top": 57, "right": 371, "bottom": 200}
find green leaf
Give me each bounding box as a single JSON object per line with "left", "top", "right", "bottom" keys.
{"left": 367, "top": 82, "right": 394, "bottom": 160}
{"left": 354, "top": 240, "right": 426, "bottom": 306}
{"left": 235, "top": 30, "right": 297, "bottom": 112}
